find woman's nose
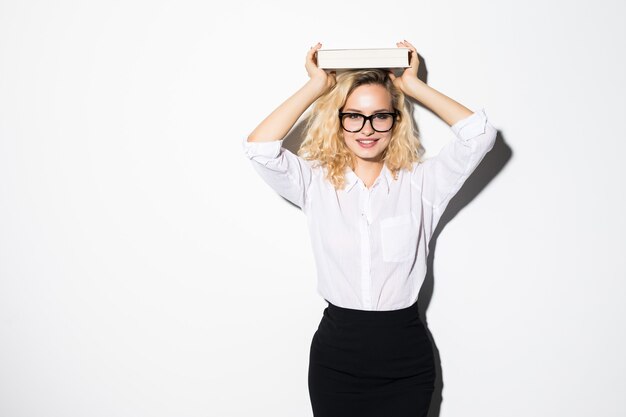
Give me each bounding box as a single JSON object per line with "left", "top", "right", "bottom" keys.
{"left": 361, "top": 119, "right": 375, "bottom": 135}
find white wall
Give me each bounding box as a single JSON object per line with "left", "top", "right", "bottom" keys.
{"left": 1, "top": 0, "right": 625, "bottom": 416}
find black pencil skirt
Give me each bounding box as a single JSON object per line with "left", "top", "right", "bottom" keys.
{"left": 308, "top": 300, "right": 436, "bottom": 417}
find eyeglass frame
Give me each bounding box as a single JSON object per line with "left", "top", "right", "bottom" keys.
{"left": 338, "top": 109, "right": 400, "bottom": 133}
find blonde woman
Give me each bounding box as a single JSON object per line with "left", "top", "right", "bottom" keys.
{"left": 242, "top": 40, "right": 497, "bottom": 417}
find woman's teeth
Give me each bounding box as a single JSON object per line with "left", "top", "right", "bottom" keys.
{"left": 356, "top": 139, "right": 379, "bottom": 148}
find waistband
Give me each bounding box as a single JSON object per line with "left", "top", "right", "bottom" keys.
{"left": 323, "top": 299, "right": 420, "bottom": 326}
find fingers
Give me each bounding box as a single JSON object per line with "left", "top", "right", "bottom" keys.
{"left": 402, "top": 39, "right": 416, "bottom": 49}
{"left": 306, "top": 42, "right": 323, "bottom": 66}
{"left": 396, "top": 39, "right": 415, "bottom": 48}
{"left": 309, "top": 42, "right": 322, "bottom": 53}
{"left": 396, "top": 40, "right": 418, "bottom": 70}
{"left": 396, "top": 39, "right": 417, "bottom": 54}
{"left": 308, "top": 42, "right": 322, "bottom": 57}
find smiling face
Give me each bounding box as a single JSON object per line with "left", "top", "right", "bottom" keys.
{"left": 340, "top": 83, "right": 395, "bottom": 165}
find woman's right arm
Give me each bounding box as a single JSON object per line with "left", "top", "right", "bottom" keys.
{"left": 242, "top": 43, "right": 335, "bottom": 211}
{"left": 247, "top": 43, "right": 336, "bottom": 142}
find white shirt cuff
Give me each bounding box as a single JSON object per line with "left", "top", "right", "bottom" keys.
{"left": 241, "top": 136, "right": 284, "bottom": 160}
{"left": 450, "top": 108, "right": 488, "bottom": 141}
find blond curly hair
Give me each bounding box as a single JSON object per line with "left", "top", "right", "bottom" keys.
{"left": 298, "top": 69, "right": 423, "bottom": 190}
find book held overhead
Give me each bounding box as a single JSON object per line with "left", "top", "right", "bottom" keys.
{"left": 316, "top": 48, "right": 411, "bottom": 69}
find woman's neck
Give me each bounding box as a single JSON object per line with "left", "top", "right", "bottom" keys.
{"left": 354, "top": 160, "right": 384, "bottom": 189}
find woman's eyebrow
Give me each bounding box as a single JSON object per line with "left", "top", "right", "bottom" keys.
{"left": 343, "top": 108, "right": 392, "bottom": 113}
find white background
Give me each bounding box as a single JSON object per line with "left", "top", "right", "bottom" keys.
{"left": 1, "top": 0, "right": 625, "bottom": 416}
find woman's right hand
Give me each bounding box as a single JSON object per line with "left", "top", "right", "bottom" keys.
{"left": 247, "top": 43, "right": 337, "bottom": 142}
{"left": 305, "top": 43, "right": 336, "bottom": 95}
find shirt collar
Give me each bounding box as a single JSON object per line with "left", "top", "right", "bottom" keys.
{"left": 344, "top": 163, "right": 394, "bottom": 194}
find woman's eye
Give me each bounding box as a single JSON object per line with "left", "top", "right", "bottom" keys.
{"left": 348, "top": 114, "right": 361, "bottom": 119}
{"left": 375, "top": 114, "right": 391, "bottom": 120}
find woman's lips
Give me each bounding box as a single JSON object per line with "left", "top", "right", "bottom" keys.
{"left": 356, "top": 138, "right": 379, "bottom": 148}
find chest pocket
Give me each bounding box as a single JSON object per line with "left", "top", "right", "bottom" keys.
{"left": 380, "top": 213, "right": 418, "bottom": 263}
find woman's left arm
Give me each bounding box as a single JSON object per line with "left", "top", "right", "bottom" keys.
{"left": 389, "top": 40, "right": 473, "bottom": 125}
{"left": 391, "top": 41, "right": 497, "bottom": 223}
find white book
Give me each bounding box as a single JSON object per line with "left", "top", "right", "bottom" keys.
{"left": 317, "top": 48, "right": 410, "bottom": 69}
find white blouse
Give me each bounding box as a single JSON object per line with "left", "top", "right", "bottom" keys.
{"left": 242, "top": 108, "right": 497, "bottom": 311}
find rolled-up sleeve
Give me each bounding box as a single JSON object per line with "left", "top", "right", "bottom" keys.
{"left": 411, "top": 108, "right": 497, "bottom": 214}
{"left": 242, "top": 137, "right": 313, "bottom": 211}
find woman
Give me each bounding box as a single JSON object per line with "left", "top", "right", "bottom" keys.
{"left": 242, "top": 40, "right": 497, "bottom": 417}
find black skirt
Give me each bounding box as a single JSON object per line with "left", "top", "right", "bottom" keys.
{"left": 308, "top": 300, "right": 436, "bottom": 417}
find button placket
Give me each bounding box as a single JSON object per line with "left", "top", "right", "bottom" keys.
{"left": 358, "top": 185, "right": 373, "bottom": 309}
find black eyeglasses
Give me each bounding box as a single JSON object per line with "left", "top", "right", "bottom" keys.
{"left": 338, "top": 110, "right": 399, "bottom": 133}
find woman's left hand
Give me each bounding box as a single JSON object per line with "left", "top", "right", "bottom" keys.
{"left": 389, "top": 40, "right": 421, "bottom": 95}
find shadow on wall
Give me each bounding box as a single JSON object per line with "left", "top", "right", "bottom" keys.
{"left": 419, "top": 129, "right": 511, "bottom": 417}
{"left": 278, "top": 56, "right": 513, "bottom": 416}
